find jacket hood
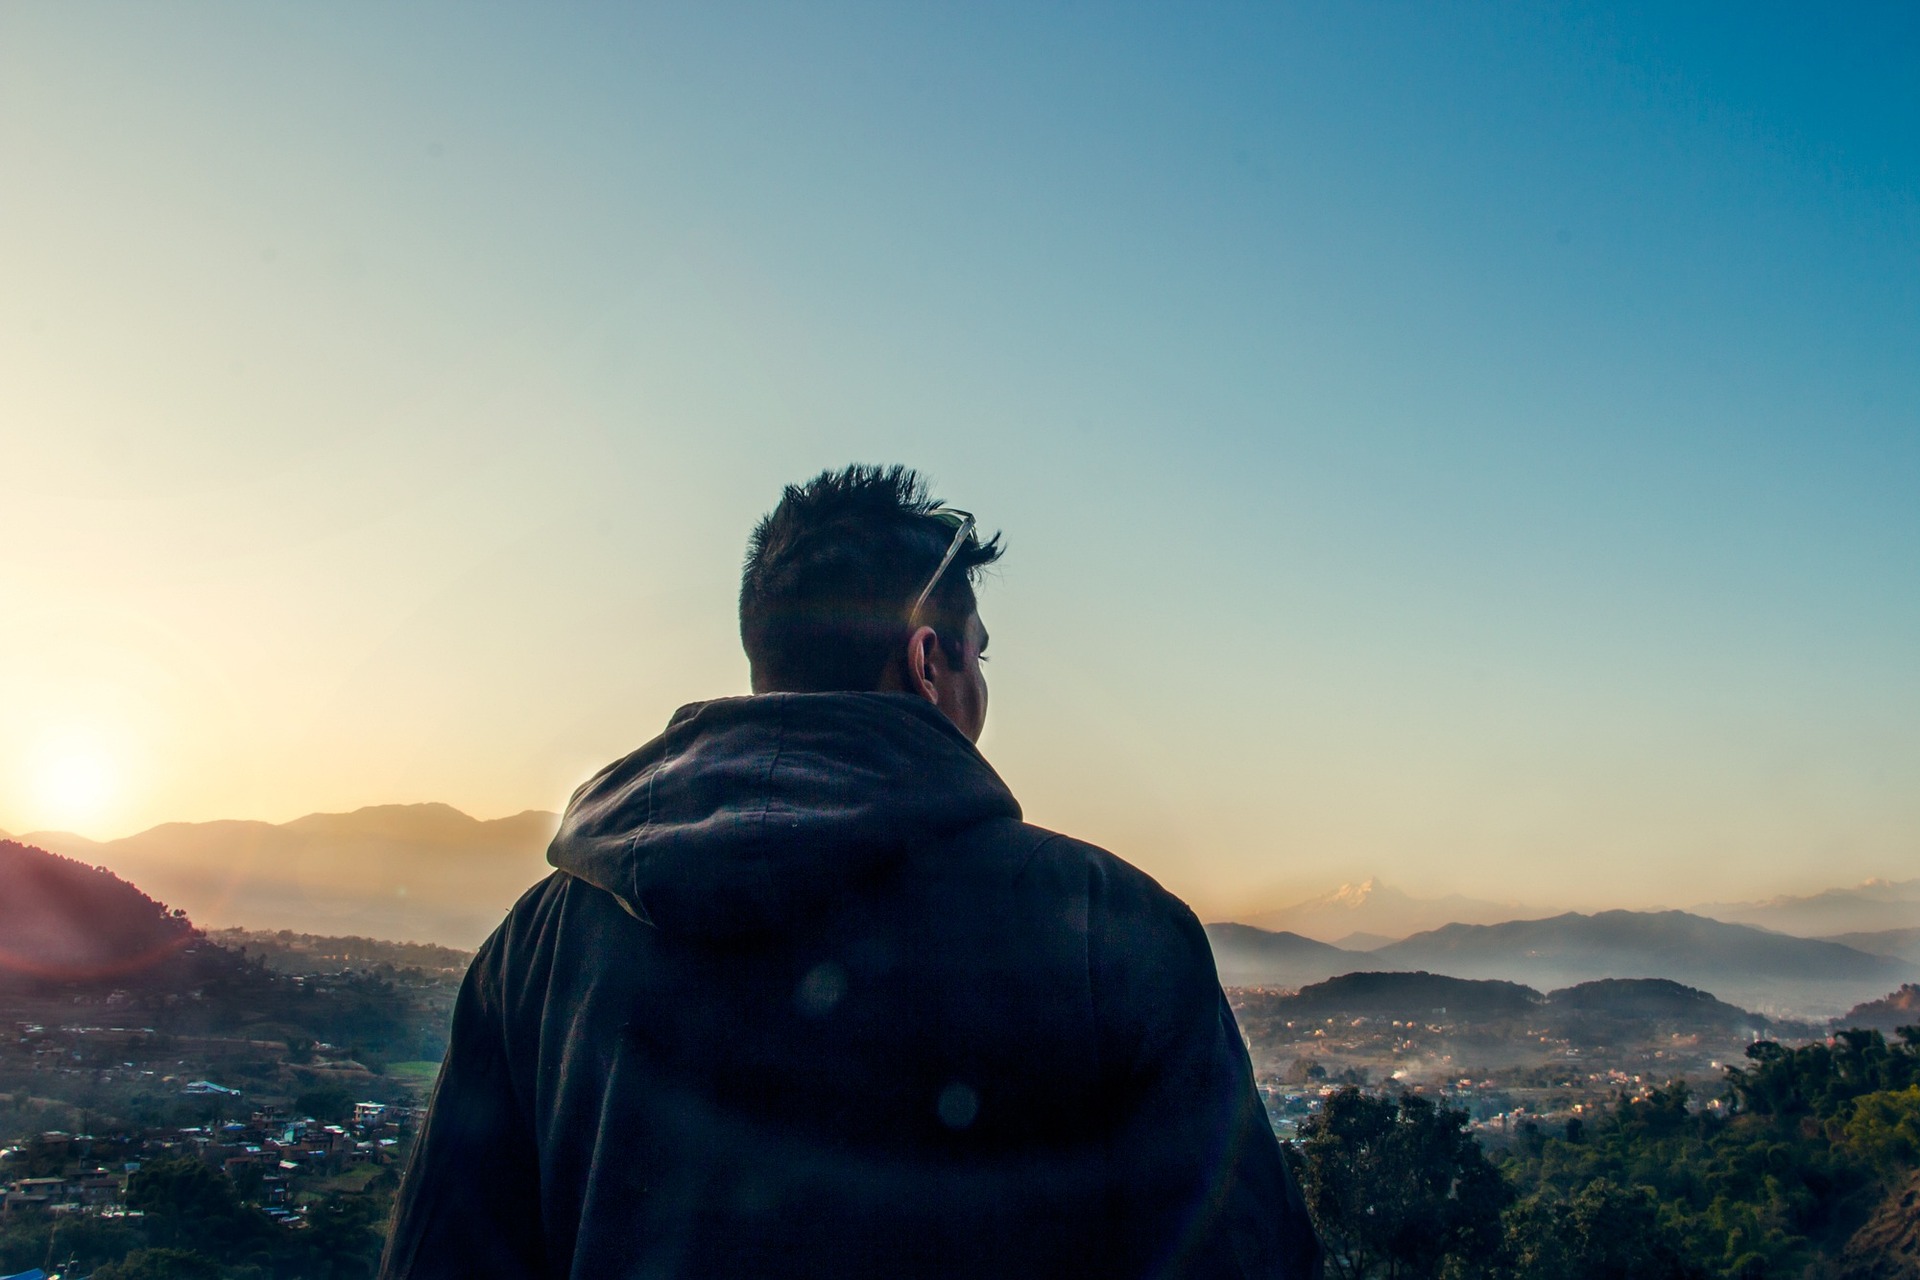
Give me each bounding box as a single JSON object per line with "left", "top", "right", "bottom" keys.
{"left": 547, "top": 692, "right": 1021, "bottom": 938}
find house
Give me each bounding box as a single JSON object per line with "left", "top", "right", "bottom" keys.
{"left": 182, "top": 1080, "right": 242, "bottom": 1097}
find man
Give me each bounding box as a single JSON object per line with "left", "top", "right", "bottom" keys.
{"left": 382, "top": 465, "right": 1321, "bottom": 1278}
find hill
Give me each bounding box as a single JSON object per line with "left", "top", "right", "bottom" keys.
{"left": 1233, "top": 971, "right": 1764, "bottom": 1028}
{"left": 1204, "top": 923, "right": 1356, "bottom": 988}
{"left": 1834, "top": 1171, "right": 1920, "bottom": 1280}
{"left": 209, "top": 928, "right": 474, "bottom": 975}
{"left": 1281, "top": 970, "right": 1542, "bottom": 1019}
{"left": 1836, "top": 985, "right": 1920, "bottom": 1034}
{"left": 0, "top": 838, "right": 200, "bottom": 988}
{"left": 1373, "top": 910, "right": 1912, "bottom": 1017}
{"left": 1696, "top": 878, "right": 1920, "bottom": 938}
{"left": 1824, "top": 928, "right": 1920, "bottom": 967}
{"left": 1245, "top": 877, "right": 1533, "bottom": 943}
{"left": 1545, "top": 977, "right": 1761, "bottom": 1031}
{"left": 0, "top": 839, "right": 459, "bottom": 1080}
{"left": 24, "top": 803, "right": 559, "bottom": 948}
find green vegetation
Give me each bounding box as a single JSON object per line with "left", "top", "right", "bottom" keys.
{"left": 14, "top": 836, "right": 1919, "bottom": 1275}
{"left": 209, "top": 929, "right": 472, "bottom": 978}
{"left": 1291, "top": 1026, "right": 1920, "bottom": 1277}
{"left": 0, "top": 1151, "right": 399, "bottom": 1279}
{"left": 0, "top": 1136, "right": 405, "bottom": 1274}
{"left": 1291, "top": 1090, "right": 1509, "bottom": 1279}
{"left": 0, "top": 841, "right": 448, "bottom": 1278}
{"left": 384, "top": 1061, "right": 443, "bottom": 1091}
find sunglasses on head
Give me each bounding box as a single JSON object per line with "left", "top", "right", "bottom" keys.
{"left": 908, "top": 509, "right": 976, "bottom": 626}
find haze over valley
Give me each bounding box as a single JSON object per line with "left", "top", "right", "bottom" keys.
{"left": 12, "top": 802, "right": 1917, "bottom": 1021}
{"left": 12, "top": 805, "right": 558, "bottom": 950}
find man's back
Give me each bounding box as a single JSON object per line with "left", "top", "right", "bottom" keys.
{"left": 382, "top": 693, "right": 1319, "bottom": 1278}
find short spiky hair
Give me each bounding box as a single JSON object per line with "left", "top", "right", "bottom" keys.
{"left": 740, "top": 465, "right": 1002, "bottom": 692}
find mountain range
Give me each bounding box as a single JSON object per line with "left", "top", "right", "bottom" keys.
{"left": 1204, "top": 924, "right": 1357, "bottom": 988}
{"left": 1370, "top": 910, "right": 1909, "bottom": 1016}
{"left": 21, "top": 804, "right": 1920, "bottom": 1003}
{"left": 1206, "top": 910, "right": 1917, "bottom": 1017}
{"left": 20, "top": 804, "right": 559, "bottom": 949}
{"left": 1246, "top": 875, "right": 1920, "bottom": 948}
{"left": 1692, "top": 878, "right": 1920, "bottom": 938}
{"left": 1820, "top": 928, "right": 1920, "bottom": 967}
{"left": 1244, "top": 877, "right": 1534, "bottom": 942}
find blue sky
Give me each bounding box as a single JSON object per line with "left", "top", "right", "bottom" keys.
{"left": 2, "top": 3, "right": 1915, "bottom": 916}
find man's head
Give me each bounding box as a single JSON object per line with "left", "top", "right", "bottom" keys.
{"left": 740, "top": 465, "right": 1001, "bottom": 741}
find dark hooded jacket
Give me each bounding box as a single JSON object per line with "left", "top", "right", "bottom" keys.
{"left": 382, "top": 693, "right": 1321, "bottom": 1279}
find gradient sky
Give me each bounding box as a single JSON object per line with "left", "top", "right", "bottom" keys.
{"left": 4, "top": 3, "right": 1917, "bottom": 920}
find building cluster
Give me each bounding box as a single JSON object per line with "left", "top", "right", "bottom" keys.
{"left": 0, "top": 1102, "right": 416, "bottom": 1227}
{"left": 1257, "top": 1058, "right": 1732, "bottom": 1141}
{"left": 1241, "top": 1002, "right": 1762, "bottom": 1141}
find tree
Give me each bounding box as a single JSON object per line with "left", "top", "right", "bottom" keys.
{"left": 1501, "top": 1179, "right": 1701, "bottom": 1280}
{"left": 1292, "top": 1089, "right": 1512, "bottom": 1280}
{"left": 92, "top": 1246, "right": 222, "bottom": 1280}
{"left": 293, "top": 1191, "right": 388, "bottom": 1279}
{"left": 1843, "top": 1085, "right": 1920, "bottom": 1174}
{"left": 44, "top": 1213, "right": 145, "bottom": 1276}
{"left": 0, "top": 1214, "right": 53, "bottom": 1277}
{"left": 1727, "top": 1031, "right": 1920, "bottom": 1120}
{"left": 123, "top": 1154, "right": 263, "bottom": 1254}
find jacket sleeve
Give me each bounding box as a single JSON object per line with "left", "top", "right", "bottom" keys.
{"left": 1089, "top": 866, "right": 1323, "bottom": 1280}
{"left": 380, "top": 937, "right": 543, "bottom": 1280}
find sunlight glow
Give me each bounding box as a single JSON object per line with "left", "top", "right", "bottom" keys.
{"left": 32, "top": 735, "right": 118, "bottom": 832}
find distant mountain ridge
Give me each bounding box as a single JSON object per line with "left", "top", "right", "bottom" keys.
{"left": 1695, "top": 878, "right": 1920, "bottom": 938}
{"left": 1246, "top": 876, "right": 1536, "bottom": 943}
{"left": 1823, "top": 928, "right": 1920, "bottom": 967}
{"left": 1245, "top": 873, "right": 1920, "bottom": 948}
{"left": 22, "top": 804, "right": 559, "bottom": 949}
{"left": 1372, "top": 910, "right": 1909, "bottom": 1016}
{"left": 1210, "top": 910, "right": 1915, "bottom": 1017}
{"left": 24, "top": 800, "right": 1920, "bottom": 972}
{"left": 1204, "top": 924, "right": 1356, "bottom": 988}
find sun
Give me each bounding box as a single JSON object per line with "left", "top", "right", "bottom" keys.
{"left": 32, "top": 735, "right": 119, "bottom": 832}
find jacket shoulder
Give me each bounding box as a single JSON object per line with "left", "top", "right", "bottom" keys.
{"left": 973, "top": 820, "right": 1217, "bottom": 995}
{"left": 472, "top": 870, "right": 628, "bottom": 1020}
{"left": 997, "top": 822, "right": 1199, "bottom": 926}
{"left": 997, "top": 825, "right": 1226, "bottom": 1073}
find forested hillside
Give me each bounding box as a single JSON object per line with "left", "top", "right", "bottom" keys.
{"left": 0, "top": 838, "right": 196, "bottom": 989}
{"left": 1289, "top": 1027, "right": 1920, "bottom": 1278}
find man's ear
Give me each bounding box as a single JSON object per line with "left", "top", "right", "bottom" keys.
{"left": 902, "top": 624, "right": 943, "bottom": 705}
